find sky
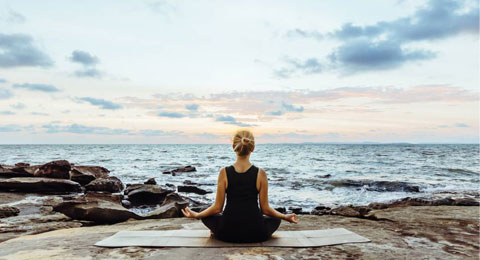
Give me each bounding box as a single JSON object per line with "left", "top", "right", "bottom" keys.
{"left": 0, "top": 0, "right": 478, "bottom": 144}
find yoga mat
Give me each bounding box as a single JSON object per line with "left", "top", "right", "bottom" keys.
{"left": 95, "top": 228, "right": 370, "bottom": 248}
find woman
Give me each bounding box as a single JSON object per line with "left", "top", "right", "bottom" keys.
{"left": 181, "top": 129, "right": 298, "bottom": 243}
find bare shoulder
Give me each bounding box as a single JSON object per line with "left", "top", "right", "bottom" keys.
{"left": 218, "top": 167, "right": 227, "bottom": 178}
{"left": 258, "top": 168, "right": 267, "bottom": 179}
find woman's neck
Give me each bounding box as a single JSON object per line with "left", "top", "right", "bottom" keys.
{"left": 234, "top": 155, "right": 251, "bottom": 166}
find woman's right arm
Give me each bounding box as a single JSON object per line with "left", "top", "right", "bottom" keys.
{"left": 258, "top": 168, "right": 298, "bottom": 223}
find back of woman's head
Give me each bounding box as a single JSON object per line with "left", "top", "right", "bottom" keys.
{"left": 232, "top": 129, "right": 255, "bottom": 156}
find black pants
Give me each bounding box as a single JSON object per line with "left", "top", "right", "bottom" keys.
{"left": 201, "top": 214, "right": 281, "bottom": 243}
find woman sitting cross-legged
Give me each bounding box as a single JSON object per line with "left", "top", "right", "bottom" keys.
{"left": 181, "top": 129, "right": 298, "bottom": 243}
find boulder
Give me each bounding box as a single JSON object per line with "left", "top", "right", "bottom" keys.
{"left": 275, "top": 207, "right": 286, "bottom": 214}
{"left": 330, "top": 205, "right": 377, "bottom": 220}
{"left": 177, "top": 185, "right": 211, "bottom": 195}
{"left": 53, "top": 199, "right": 141, "bottom": 224}
{"left": 141, "top": 193, "right": 189, "bottom": 219}
{"left": 34, "top": 160, "right": 71, "bottom": 179}
{"left": 0, "top": 165, "right": 37, "bottom": 178}
{"left": 0, "top": 206, "right": 20, "bottom": 218}
{"left": 288, "top": 206, "right": 306, "bottom": 214}
{"left": 144, "top": 178, "right": 157, "bottom": 185}
{"left": 0, "top": 177, "right": 81, "bottom": 193}
{"left": 69, "top": 166, "right": 110, "bottom": 185}
{"left": 126, "top": 184, "right": 174, "bottom": 205}
{"left": 453, "top": 197, "right": 479, "bottom": 206}
{"left": 82, "top": 192, "right": 124, "bottom": 204}
{"left": 310, "top": 205, "right": 331, "bottom": 215}
{"left": 85, "top": 176, "right": 124, "bottom": 193}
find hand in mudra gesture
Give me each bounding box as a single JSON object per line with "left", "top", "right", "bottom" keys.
{"left": 284, "top": 213, "right": 299, "bottom": 223}
{"left": 181, "top": 207, "right": 199, "bottom": 219}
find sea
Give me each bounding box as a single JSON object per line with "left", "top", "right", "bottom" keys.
{"left": 1, "top": 144, "right": 479, "bottom": 211}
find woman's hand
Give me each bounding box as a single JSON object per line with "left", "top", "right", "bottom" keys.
{"left": 181, "top": 207, "right": 199, "bottom": 219}
{"left": 284, "top": 213, "right": 298, "bottom": 223}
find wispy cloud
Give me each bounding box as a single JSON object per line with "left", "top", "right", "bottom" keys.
{"left": 185, "top": 103, "right": 199, "bottom": 111}
{"left": 12, "top": 83, "right": 60, "bottom": 92}
{"left": 77, "top": 97, "right": 122, "bottom": 110}
{"left": 147, "top": 0, "right": 176, "bottom": 15}
{"left": 0, "top": 33, "right": 53, "bottom": 68}
{"left": 0, "top": 78, "right": 6, "bottom": 83}
{"left": 0, "top": 124, "right": 32, "bottom": 132}
{"left": 274, "top": 58, "right": 322, "bottom": 78}
{"left": 43, "top": 123, "right": 131, "bottom": 135}
{"left": 74, "top": 68, "right": 103, "bottom": 78}
{"left": 31, "top": 112, "right": 49, "bottom": 116}
{"left": 6, "top": 9, "right": 26, "bottom": 24}
{"left": 139, "top": 129, "right": 184, "bottom": 136}
{"left": 285, "top": 29, "right": 323, "bottom": 41}
{"left": 0, "top": 88, "right": 13, "bottom": 99}
{"left": 10, "top": 103, "right": 25, "bottom": 110}
{"left": 157, "top": 111, "right": 185, "bottom": 118}
{"left": 215, "top": 115, "right": 252, "bottom": 127}
{"left": 0, "top": 110, "right": 14, "bottom": 115}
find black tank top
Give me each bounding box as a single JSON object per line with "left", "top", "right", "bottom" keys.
{"left": 217, "top": 165, "right": 267, "bottom": 242}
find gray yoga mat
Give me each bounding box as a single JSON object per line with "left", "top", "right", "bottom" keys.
{"left": 95, "top": 228, "right": 370, "bottom": 248}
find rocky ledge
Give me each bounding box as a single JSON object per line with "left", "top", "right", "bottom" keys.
{"left": 0, "top": 206, "right": 477, "bottom": 259}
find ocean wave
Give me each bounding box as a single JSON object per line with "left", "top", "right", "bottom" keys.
{"left": 442, "top": 168, "right": 478, "bottom": 175}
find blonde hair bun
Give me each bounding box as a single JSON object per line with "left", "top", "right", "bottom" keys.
{"left": 233, "top": 130, "right": 255, "bottom": 156}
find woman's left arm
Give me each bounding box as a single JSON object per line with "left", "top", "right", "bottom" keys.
{"left": 182, "top": 167, "right": 227, "bottom": 219}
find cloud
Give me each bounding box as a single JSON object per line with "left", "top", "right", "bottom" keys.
{"left": 185, "top": 103, "right": 199, "bottom": 111}
{"left": 74, "top": 68, "right": 103, "bottom": 78}
{"left": 157, "top": 111, "right": 185, "bottom": 118}
{"left": 77, "top": 97, "right": 122, "bottom": 110}
{"left": 12, "top": 83, "right": 60, "bottom": 92}
{"left": 31, "top": 112, "right": 49, "bottom": 116}
{"left": 43, "top": 123, "right": 131, "bottom": 135}
{"left": 0, "top": 88, "right": 13, "bottom": 99}
{"left": 139, "top": 129, "right": 184, "bottom": 136}
{"left": 0, "top": 78, "right": 7, "bottom": 83}
{"left": 215, "top": 115, "right": 252, "bottom": 127}
{"left": 0, "top": 33, "right": 53, "bottom": 68}
{"left": 0, "top": 124, "right": 23, "bottom": 132}
{"left": 283, "top": 0, "right": 478, "bottom": 74}
{"left": 455, "top": 123, "right": 469, "bottom": 128}
{"left": 147, "top": 1, "right": 176, "bottom": 15}
{"left": 6, "top": 9, "right": 26, "bottom": 24}
{"left": 329, "top": 39, "right": 435, "bottom": 71}
{"left": 282, "top": 102, "right": 304, "bottom": 112}
{"left": 332, "top": 0, "right": 479, "bottom": 42}
{"left": 69, "top": 50, "right": 99, "bottom": 66}
{"left": 11, "top": 103, "right": 25, "bottom": 110}
{"left": 0, "top": 110, "right": 14, "bottom": 115}
{"left": 285, "top": 29, "right": 323, "bottom": 41}
{"left": 266, "top": 110, "right": 284, "bottom": 116}
{"left": 274, "top": 58, "right": 322, "bottom": 78}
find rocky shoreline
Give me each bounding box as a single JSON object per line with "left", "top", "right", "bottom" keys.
{"left": 0, "top": 160, "right": 479, "bottom": 259}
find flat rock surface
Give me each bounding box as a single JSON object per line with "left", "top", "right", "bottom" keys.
{"left": 0, "top": 206, "right": 478, "bottom": 259}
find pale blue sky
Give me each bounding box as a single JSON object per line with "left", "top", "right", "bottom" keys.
{"left": 0, "top": 0, "right": 478, "bottom": 143}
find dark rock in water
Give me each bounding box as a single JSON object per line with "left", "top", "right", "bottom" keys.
{"left": 53, "top": 199, "right": 142, "bottom": 224}
{"left": 165, "top": 183, "right": 176, "bottom": 188}
{"left": 174, "top": 165, "right": 196, "bottom": 173}
{"left": 163, "top": 165, "right": 197, "bottom": 176}
{"left": 14, "top": 162, "right": 30, "bottom": 167}
{"left": 0, "top": 177, "right": 81, "bottom": 193}
{"left": 85, "top": 176, "right": 124, "bottom": 193}
{"left": 126, "top": 184, "right": 174, "bottom": 205}
{"left": 275, "top": 207, "right": 286, "bottom": 214}
{"left": 288, "top": 206, "right": 306, "bottom": 214}
{"left": 368, "top": 196, "right": 480, "bottom": 209}
{"left": 144, "top": 178, "right": 157, "bottom": 185}
{"left": 69, "top": 166, "right": 110, "bottom": 185}
{"left": 124, "top": 183, "right": 144, "bottom": 194}
{"left": 122, "top": 200, "right": 132, "bottom": 208}
{"left": 318, "top": 174, "right": 331, "bottom": 178}
{"left": 327, "top": 179, "right": 420, "bottom": 192}
{"left": 368, "top": 202, "right": 390, "bottom": 209}
{"left": 183, "top": 180, "right": 198, "bottom": 185}
{"left": 311, "top": 205, "right": 331, "bottom": 215}
{"left": 177, "top": 185, "right": 211, "bottom": 195}
{"left": 0, "top": 206, "right": 20, "bottom": 218}
{"left": 34, "top": 160, "right": 71, "bottom": 179}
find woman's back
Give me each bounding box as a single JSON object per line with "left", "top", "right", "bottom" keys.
{"left": 217, "top": 165, "right": 266, "bottom": 242}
